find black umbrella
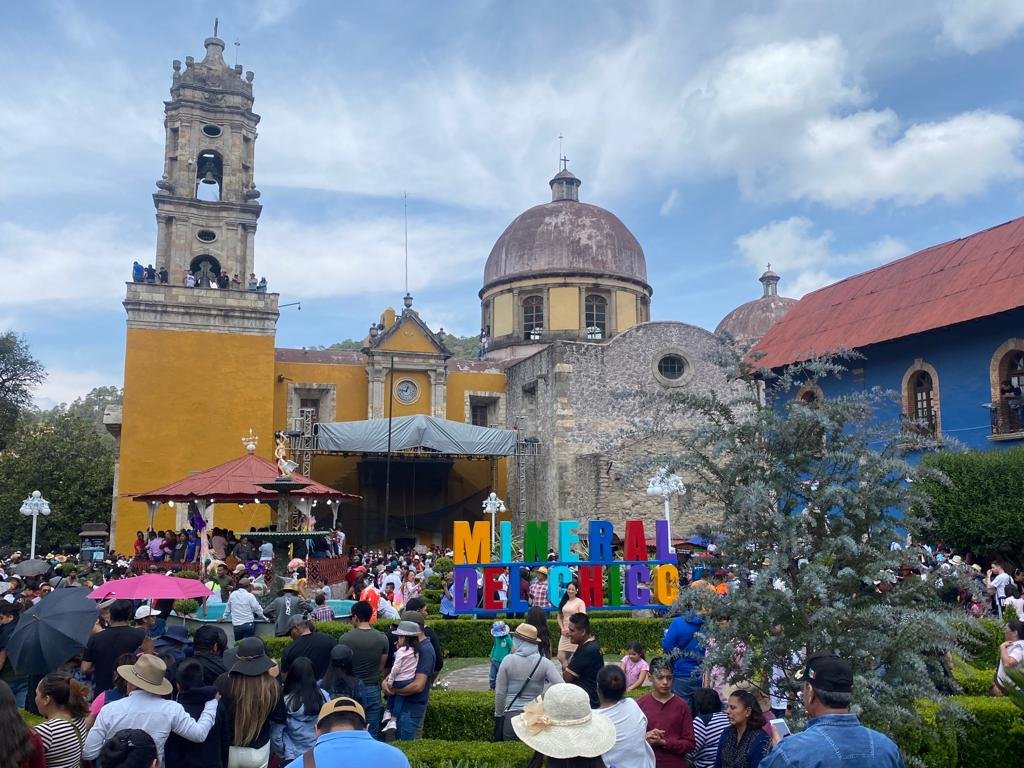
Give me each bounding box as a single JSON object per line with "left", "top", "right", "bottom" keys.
{"left": 6, "top": 587, "right": 98, "bottom": 675}
{"left": 10, "top": 559, "right": 52, "bottom": 578}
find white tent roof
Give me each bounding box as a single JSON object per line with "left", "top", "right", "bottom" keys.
{"left": 315, "top": 414, "right": 516, "bottom": 456}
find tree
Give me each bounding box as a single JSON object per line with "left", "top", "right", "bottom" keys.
{"left": 325, "top": 333, "right": 483, "bottom": 359}
{"left": 38, "top": 385, "right": 123, "bottom": 443}
{"left": 658, "top": 354, "right": 969, "bottom": 756}
{"left": 0, "top": 411, "right": 114, "bottom": 555}
{"left": 918, "top": 447, "right": 1024, "bottom": 565}
{"left": 0, "top": 332, "right": 45, "bottom": 448}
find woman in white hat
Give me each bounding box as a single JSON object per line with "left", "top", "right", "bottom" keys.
{"left": 494, "top": 623, "right": 565, "bottom": 742}
{"left": 511, "top": 683, "right": 616, "bottom": 767}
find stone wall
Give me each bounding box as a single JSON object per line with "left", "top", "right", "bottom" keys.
{"left": 505, "top": 321, "right": 739, "bottom": 535}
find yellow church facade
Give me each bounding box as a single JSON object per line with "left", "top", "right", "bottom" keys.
{"left": 110, "top": 34, "right": 507, "bottom": 554}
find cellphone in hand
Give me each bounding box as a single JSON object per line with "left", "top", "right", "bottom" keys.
{"left": 770, "top": 718, "right": 792, "bottom": 738}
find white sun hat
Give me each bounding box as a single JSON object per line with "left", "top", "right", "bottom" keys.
{"left": 510, "top": 684, "right": 616, "bottom": 759}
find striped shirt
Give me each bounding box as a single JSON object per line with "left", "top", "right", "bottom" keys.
{"left": 311, "top": 605, "right": 335, "bottom": 622}
{"left": 692, "top": 711, "right": 729, "bottom": 768}
{"left": 35, "top": 717, "right": 87, "bottom": 768}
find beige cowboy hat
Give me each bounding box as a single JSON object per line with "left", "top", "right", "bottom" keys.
{"left": 511, "top": 684, "right": 616, "bottom": 758}
{"left": 512, "top": 622, "right": 542, "bottom": 644}
{"left": 282, "top": 580, "right": 302, "bottom": 593}
{"left": 118, "top": 654, "right": 173, "bottom": 696}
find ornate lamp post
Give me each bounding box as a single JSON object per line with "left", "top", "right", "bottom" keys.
{"left": 646, "top": 468, "right": 685, "bottom": 540}
{"left": 482, "top": 492, "right": 506, "bottom": 552}
{"left": 20, "top": 490, "right": 51, "bottom": 560}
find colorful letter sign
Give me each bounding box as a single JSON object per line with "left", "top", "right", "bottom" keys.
{"left": 450, "top": 518, "right": 677, "bottom": 613}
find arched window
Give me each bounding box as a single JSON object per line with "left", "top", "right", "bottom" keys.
{"left": 585, "top": 294, "right": 607, "bottom": 339}
{"left": 194, "top": 150, "right": 223, "bottom": 201}
{"left": 903, "top": 369, "right": 938, "bottom": 437}
{"left": 190, "top": 255, "right": 221, "bottom": 288}
{"left": 993, "top": 346, "right": 1024, "bottom": 434}
{"left": 523, "top": 296, "right": 544, "bottom": 341}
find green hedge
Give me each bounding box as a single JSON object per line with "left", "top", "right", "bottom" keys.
{"left": 396, "top": 739, "right": 532, "bottom": 767}
{"left": 265, "top": 616, "right": 669, "bottom": 660}
{"left": 423, "top": 691, "right": 496, "bottom": 741}
{"left": 948, "top": 695, "right": 1024, "bottom": 768}
{"left": 951, "top": 658, "right": 993, "bottom": 696}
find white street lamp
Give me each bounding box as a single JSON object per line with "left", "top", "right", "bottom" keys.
{"left": 19, "top": 490, "right": 51, "bottom": 560}
{"left": 482, "top": 491, "right": 507, "bottom": 552}
{"left": 646, "top": 467, "right": 685, "bottom": 540}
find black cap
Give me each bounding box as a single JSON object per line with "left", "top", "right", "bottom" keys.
{"left": 796, "top": 653, "right": 853, "bottom": 694}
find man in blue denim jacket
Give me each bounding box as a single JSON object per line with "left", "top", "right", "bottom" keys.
{"left": 759, "top": 653, "right": 905, "bottom": 768}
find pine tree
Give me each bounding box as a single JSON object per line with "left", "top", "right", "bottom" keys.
{"left": 655, "top": 353, "right": 973, "bottom": 755}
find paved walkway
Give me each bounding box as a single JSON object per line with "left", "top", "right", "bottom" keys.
{"left": 440, "top": 663, "right": 492, "bottom": 691}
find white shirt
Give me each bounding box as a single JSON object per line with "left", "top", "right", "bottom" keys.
{"left": 82, "top": 689, "right": 217, "bottom": 767}
{"left": 997, "top": 639, "right": 1024, "bottom": 687}
{"left": 382, "top": 572, "right": 402, "bottom": 594}
{"left": 223, "top": 588, "right": 266, "bottom": 626}
{"left": 992, "top": 572, "right": 1012, "bottom": 599}
{"left": 596, "top": 697, "right": 656, "bottom": 768}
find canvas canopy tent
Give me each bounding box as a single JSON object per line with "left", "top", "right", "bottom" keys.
{"left": 314, "top": 414, "right": 517, "bottom": 456}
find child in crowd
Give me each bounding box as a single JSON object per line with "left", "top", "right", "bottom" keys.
{"left": 620, "top": 641, "right": 650, "bottom": 691}
{"left": 489, "top": 621, "right": 513, "bottom": 690}
{"left": 381, "top": 621, "right": 421, "bottom": 733}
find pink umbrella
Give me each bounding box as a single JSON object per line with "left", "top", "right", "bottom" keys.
{"left": 87, "top": 574, "right": 212, "bottom": 600}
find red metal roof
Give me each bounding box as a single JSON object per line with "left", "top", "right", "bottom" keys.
{"left": 750, "top": 216, "right": 1024, "bottom": 369}
{"left": 132, "top": 452, "right": 360, "bottom": 503}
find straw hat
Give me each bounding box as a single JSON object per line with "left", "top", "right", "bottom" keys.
{"left": 117, "top": 654, "right": 173, "bottom": 696}
{"left": 281, "top": 580, "right": 301, "bottom": 593}
{"left": 511, "top": 684, "right": 616, "bottom": 758}
{"left": 512, "top": 623, "right": 541, "bottom": 644}
{"left": 950, "top": 555, "right": 964, "bottom": 566}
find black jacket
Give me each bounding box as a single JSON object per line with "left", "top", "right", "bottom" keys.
{"left": 164, "top": 686, "right": 230, "bottom": 768}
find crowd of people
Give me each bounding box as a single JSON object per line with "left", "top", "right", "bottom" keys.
{"left": 129, "top": 262, "right": 269, "bottom": 293}
{"left": 0, "top": 531, "right": 1016, "bottom": 768}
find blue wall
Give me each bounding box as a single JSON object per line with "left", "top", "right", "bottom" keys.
{"left": 782, "top": 307, "right": 1024, "bottom": 452}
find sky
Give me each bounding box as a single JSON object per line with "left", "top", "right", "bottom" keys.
{"left": 3, "top": 1, "right": 1024, "bottom": 408}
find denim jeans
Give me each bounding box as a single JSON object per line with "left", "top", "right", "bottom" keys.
{"left": 363, "top": 683, "right": 383, "bottom": 738}
{"left": 489, "top": 659, "right": 500, "bottom": 690}
{"left": 395, "top": 699, "right": 427, "bottom": 741}
{"left": 233, "top": 622, "right": 255, "bottom": 641}
{"left": 8, "top": 678, "right": 27, "bottom": 709}
{"left": 672, "top": 672, "right": 701, "bottom": 710}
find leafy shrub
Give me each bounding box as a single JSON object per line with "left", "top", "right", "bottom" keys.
{"left": 432, "top": 556, "right": 454, "bottom": 576}
{"left": 397, "top": 739, "right": 532, "bottom": 768}
{"left": 422, "top": 691, "right": 495, "bottom": 741}
{"left": 920, "top": 447, "right": 1024, "bottom": 557}
{"left": 173, "top": 599, "right": 199, "bottom": 617}
{"left": 951, "top": 657, "right": 993, "bottom": 696}
{"left": 177, "top": 570, "right": 200, "bottom": 580}
{"left": 950, "top": 695, "right": 1024, "bottom": 768}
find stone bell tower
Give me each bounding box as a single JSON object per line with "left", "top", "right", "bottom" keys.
{"left": 153, "top": 32, "right": 262, "bottom": 286}
{"left": 112, "top": 28, "right": 278, "bottom": 553}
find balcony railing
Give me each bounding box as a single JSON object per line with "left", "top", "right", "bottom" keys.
{"left": 988, "top": 400, "right": 1024, "bottom": 436}
{"left": 901, "top": 412, "right": 937, "bottom": 438}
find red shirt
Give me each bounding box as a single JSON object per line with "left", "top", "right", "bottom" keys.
{"left": 637, "top": 692, "right": 696, "bottom": 768}
{"left": 23, "top": 730, "right": 45, "bottom": 768}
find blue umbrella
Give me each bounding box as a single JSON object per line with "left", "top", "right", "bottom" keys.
{"left": 6, "top": 587, "right": 98, "bottom": 675}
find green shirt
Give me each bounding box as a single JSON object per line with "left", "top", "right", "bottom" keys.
{"left": 490, "top": 635, "right": 513, "bottom": 662}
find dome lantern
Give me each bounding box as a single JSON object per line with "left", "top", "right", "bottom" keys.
{"left": 550, "top": 160, "right": 581, "bottom": 202}
{"left": 759, "top": 265, "right": 780, "bottom": 297}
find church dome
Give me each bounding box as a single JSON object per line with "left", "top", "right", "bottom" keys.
{"left": 715, "top": 268, "right": 797, "bottom": 348}
{"left": 482, "top": 168, "right": 650, "bottom": 293}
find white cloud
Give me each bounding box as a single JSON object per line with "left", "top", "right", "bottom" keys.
{"left": 32, "top": 367, "right": 112, "bottom": 410}
{"left": 0, "top": 217, "right": 149, "bottom": 309}
{"left": 258, "top": 214, "right": 497, "bottom": 299}
{"left": 735, "top": 216, "right": 908, "bottom": 297}
{"left": 659, "top": 188, "right": 680, "bottom": 216}
{"left": 938, "top": 0, "right": 1024, "bottom": 53}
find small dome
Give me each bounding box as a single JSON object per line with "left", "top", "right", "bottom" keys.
{"left": 715, "top": 268, "right": 797, "bottom": 348}
{"left": 482, "top": 168, "right": 649, "bottom": 292}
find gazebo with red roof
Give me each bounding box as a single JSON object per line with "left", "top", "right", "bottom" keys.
{"left": 132, "top": 442, "right": 359, "bottom": 533}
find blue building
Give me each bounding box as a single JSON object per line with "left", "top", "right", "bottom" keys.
{"left": 751, "top": 216, "right": 1024, "bottom": 451}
